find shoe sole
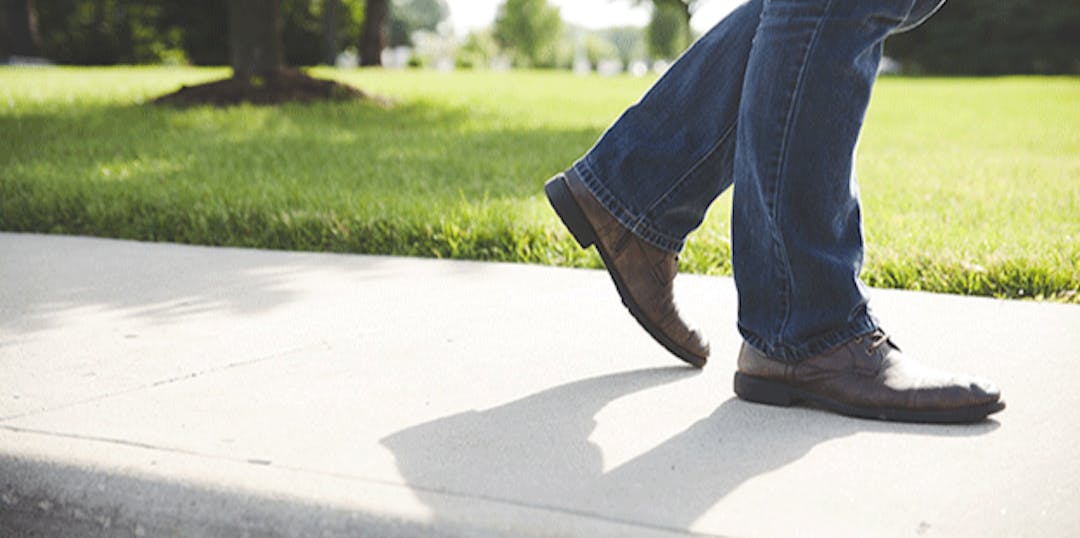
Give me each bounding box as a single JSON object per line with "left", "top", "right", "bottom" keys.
{"left": 734, "top": 372, "right": 1006, "bottom": 424}
{"left": 545, "top": 174, "right": 707, "bottom": 369}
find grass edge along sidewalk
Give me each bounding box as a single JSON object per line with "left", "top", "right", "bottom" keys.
{"left": 0, "top": 67, "right": 1077, "bottom": 302}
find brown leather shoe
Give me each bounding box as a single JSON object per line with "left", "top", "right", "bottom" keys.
{"left": 545, "top": 172, "right": 710, "bottom": 367}
{"left": 734, "top": 330, "right": 1004, "bottom": 423}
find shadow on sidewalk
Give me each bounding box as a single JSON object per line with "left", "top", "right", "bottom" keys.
{"left": 381, "top": 366, "right": 998, "bottom": 533}
{"left": 0, "top": 233, "right": 499, "bottom": 338}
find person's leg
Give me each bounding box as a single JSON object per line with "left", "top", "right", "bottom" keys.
{"left": 569, "top": 0, "right": 764, "bottom": 253}
{"left": 731, "top": 0, "right": 1003, "bottom": 422}
{"left": 545, "top": 0, "right": 763, "bottom": 366}
{"left": 733, "top": 0, "right": 942, "bottom": 361}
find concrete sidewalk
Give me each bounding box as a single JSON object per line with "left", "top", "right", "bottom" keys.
{"left": 1, "top": 232, "right": 1077, "bottom": 537}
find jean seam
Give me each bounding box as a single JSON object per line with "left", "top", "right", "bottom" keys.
{"left": 894, "top": 0, "right": 944, "bottom": 34}
{"left": 768, "top": 0, "right": 835, "bottom": 346}
{"left": 641, "top": 121, "right": 738, "bottom": 224}
{"left": 571, "top": 161, "right": 685, "bottom": 252}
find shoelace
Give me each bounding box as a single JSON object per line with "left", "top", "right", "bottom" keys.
{"left": 868, "top": 330, "right": 892, "bottom": 354}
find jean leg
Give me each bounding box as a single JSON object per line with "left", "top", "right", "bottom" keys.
{"left": 733, "top": 0, "right": 936, "bottom": 362}
{"left": 570, "top": 0, "right": 763, "bottom": 253}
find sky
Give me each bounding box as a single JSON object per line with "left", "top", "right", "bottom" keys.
{"left": 443, "top": 0, "right": 742, "bottom": 36}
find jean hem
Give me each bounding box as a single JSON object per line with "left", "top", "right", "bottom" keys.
{"left": 738, "top": 313, "right": 879, "bottom": 364}
{"left": 568, "top": 161, "right": 687, "bottom": 253}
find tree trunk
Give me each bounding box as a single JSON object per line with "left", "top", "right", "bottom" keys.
{"left": 322, "top": 0, "right": 341, "bottom": 65}
{"left": 2, "top": 0, "right": 41, "bottom": 57}
{"left": 229, "top": 0, "right": 284, "bottom": 80}
{"left": 156, "top": 0, "right": 368, "bottom": 106}
{"left": 359, "top": 0, "right": 389, "bottom": 66}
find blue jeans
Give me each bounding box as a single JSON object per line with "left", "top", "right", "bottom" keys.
{"left": 567, "top": 0, "right": 946, "bottom": 362}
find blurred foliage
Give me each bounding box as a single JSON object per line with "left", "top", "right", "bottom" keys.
{"left": 455, "top": 28, "right": 499, "bottom": 69}
{"left": 631, "top": 0, "right": 694, "bottom": 59}
{"left": 20, "top": 0, "right": 364, "bottom": 66}
{"left": 493, "top": 0, "right": 563, "bottom": 68}
{"left": 280, "top": 0, "right": 365, "bottom": 65}
{"left": 388, "top": 0, "right": 449, "bottom": 47}
{"left": 646, "top": 1, "right": 690, "bottom": 60}
{"left": 599, "top": 26, "right": 646, "bottom": 66}
{"left": 885, "top": 0, "right": 1080, "bottom": 75}
{"left": 32, "top": 0, "right": 191, "bottom": 64}
{"left": 5, "top": 0, "right": 1078, "bottom": 74}
{"left": 582, "top": 33, "right": 619, "bottom": 67}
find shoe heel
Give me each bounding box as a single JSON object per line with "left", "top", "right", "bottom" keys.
{"left": 544, "top": 175, "right": 597, "bottom": 249}
{"left": 734, "top": 373, "right": 796, "bottom": 407}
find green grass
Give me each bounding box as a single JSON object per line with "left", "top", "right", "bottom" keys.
{"left": 1, "top": 67, "right": 1077, "bottom": 301}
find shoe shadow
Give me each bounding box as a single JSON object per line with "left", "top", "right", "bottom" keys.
{"left": 380, "top": 366, "right": 998, "bottom": 534}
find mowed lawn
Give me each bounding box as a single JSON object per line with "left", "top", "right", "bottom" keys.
{"left": 1, "top": 67, "right": 1077, "bottom": 301}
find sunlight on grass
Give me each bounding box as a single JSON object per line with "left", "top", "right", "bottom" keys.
{"left": 854, "top": 77, "right": 1080, "bottom": 298}
{"left": 0, "top": 67, "right": 1076, "bottom": 301}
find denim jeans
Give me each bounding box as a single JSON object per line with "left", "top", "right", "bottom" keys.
{"left": 566, "top": 0, "right": 946, "bottom": 362}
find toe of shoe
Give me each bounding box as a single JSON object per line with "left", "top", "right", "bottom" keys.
{"left": 969, "top": 378, "right": 1001, "bottom": 403}
{"left": 685, "top": 329, "right": 711, "bottom": 360}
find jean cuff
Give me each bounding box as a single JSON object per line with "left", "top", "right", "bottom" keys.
{"left": 568, "top": 160, "right": 686, "bottom": 254}
{"left": 737, "top": 311, "right": 880, "bottom": 364}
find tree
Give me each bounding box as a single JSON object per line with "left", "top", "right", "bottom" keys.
{"left": 359, "top": 0, "right": 388, "bottom": 66}
{"left": 228, "top": 0, "right": 283, "bottom": 80}
{"left": 616, "top": 0, "right": 697, "bottom": 59}
{"left": 163, "top": 0, "right": 227, "bottom": 66}
{"left": 885, "top": 0, "right": 1080, "bottom": 75}
{"left": 650, "top": 0, "right": 695, "bottom": 31}
{"left": 321, "top": 0, "right": 341, "bottom": 65}
{"left": 32, "top": 0, "right": 186, "bottom": 65}
{"left": 601, "top": 26, "right": 646, "bottom": 67}
{"left": 155, "top": 0, "right": 365, "bottom": 105}
{"left": 388, "top": 0, "right": 449, "bottom": 48}
{"left": 456, "top": 28, "right": 499, "bottom": 69}
{"left": 279, "top": 0, "right": 365, "bottom": 67}
{"left": 646, "top": 1, "right": 690, "bottom": 60}
{"left": 493, "top": 0, "right": 563, "bottom": 67}
{"left": 26, "top": 0, "right": 368, "bottom": 67}
{"left": 1, "top": 0, "right": 42, "bottom": 58}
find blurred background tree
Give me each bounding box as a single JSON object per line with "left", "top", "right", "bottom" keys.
{"left": 358, "top": 0, "right": 387, "bottom": 65}
{"left": 155, "top": 0, "right": 366, "bottom": 105}
{"left": 1, "top": 0, "right": 42, "bottom": 58}
{"left": 885, "top": 0, "right": 1080, "bottom": 75}
{"left": 493, "top": 0, "right": 562, "bottom": 68}
{"left": 646, "top": 0, "right": 690, "bottom": 60}
{"left": 29, "top": 0, "right": 188, "bottom": 64}
{"left": 629, "top": 0, "right": 695, "bottom": 60}
{"left": 279, "top": 0, "right": 365, "bottom": 66}
{"left": 388, "top": 0, "right": 449, "bottom": 48}
{"left": 455, "top": 28, "right": 499, "bottom": 69}
{"left": 10, "top": 0, "right": 367, "bottom": 66}
{"left": 600, "top": 25, "right": 646, "bottom": 68}
{"left": 2, "top": 0, "right": 1076, "bottom": 75}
